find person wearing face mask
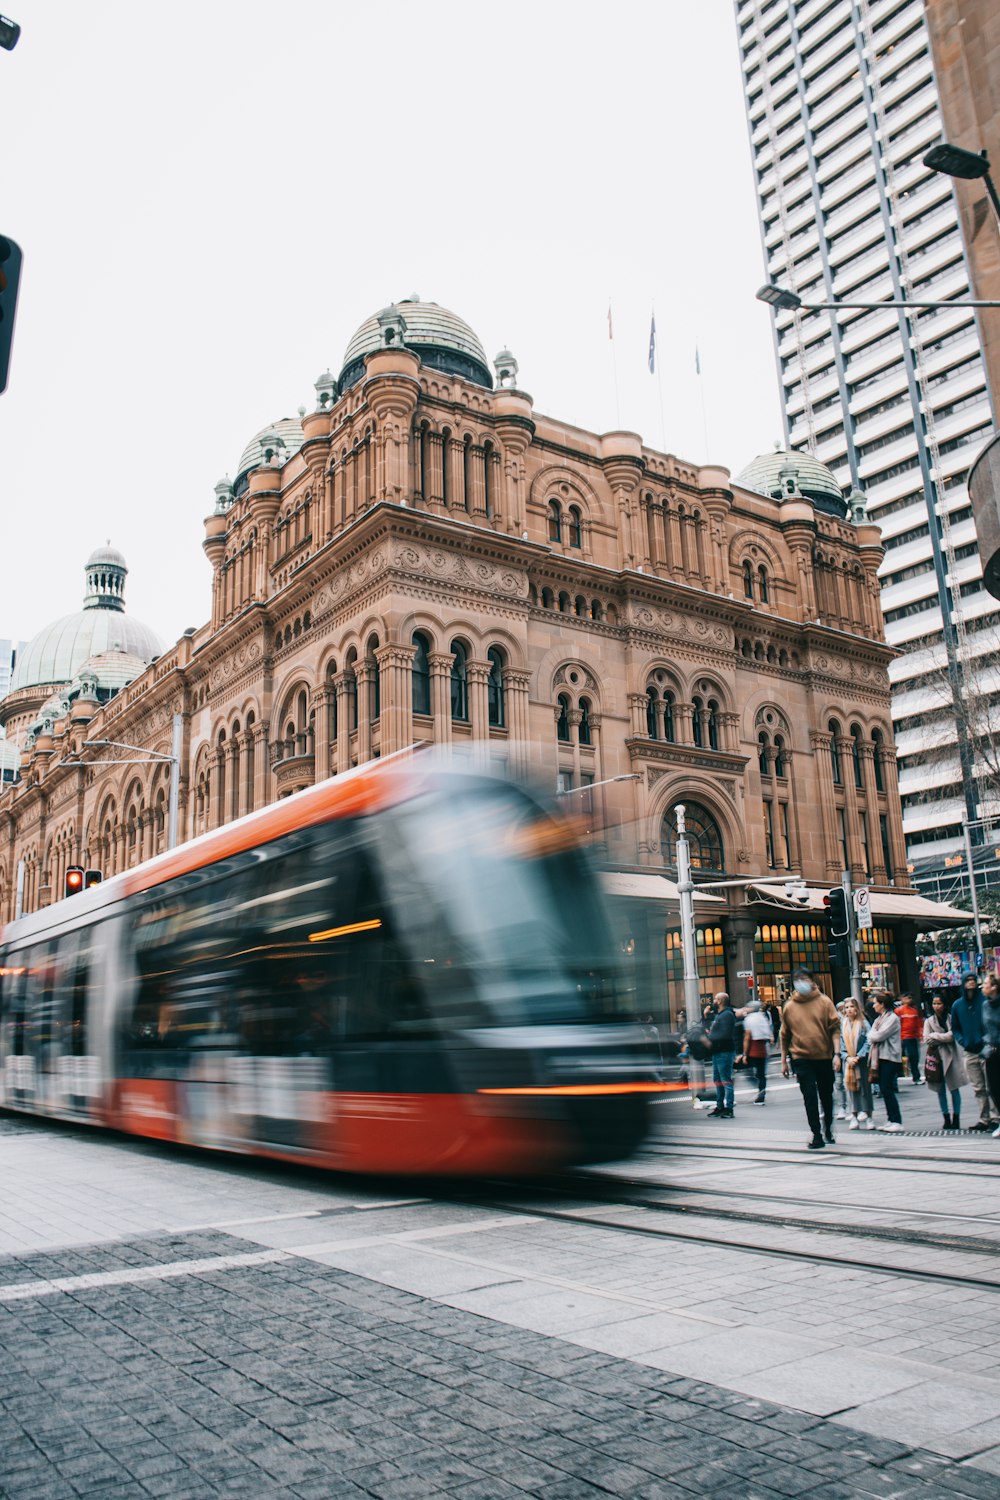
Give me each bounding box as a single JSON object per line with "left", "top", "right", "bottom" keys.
{"left": 780, "top": 968, "right": 842, "bottom": 1150}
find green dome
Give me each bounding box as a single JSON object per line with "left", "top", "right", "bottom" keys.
{"left": 735, "top": 450, "right": 848, "bottom": 518}
{"left": 9, "top": 550, "right": 163, "bottom": 695}
{"left": 339, "top": 299, "right": 492, "bottom": 391}
{"left": 234, "top": 416, "right": 306, "bottom": 494}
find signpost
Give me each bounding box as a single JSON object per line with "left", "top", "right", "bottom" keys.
{"left": 854, "top": 886, "right": 873, "bottom": 932}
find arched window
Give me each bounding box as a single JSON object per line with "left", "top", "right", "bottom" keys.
{"left": 646, "top": 687, "right": 659, "bottom": 739}
{"left": 851, "top": 723, "right": 863, "bottom": 788}
{"left": 707, "top": 699, "right": 720, "bottom": 752}
{"left": 579, "top": 698, "right": 592, "bottom": 746}
{"left": 664, "top": 690, "right": 675, "bottom": 744}
{"left": 660, "top": 803, "right": 725, "bottom": 875}
{"left": 548, "top": 501, "right": 562, "bottom": 543}
{"left": 487, "top": 647, "right": 505, "bottom": 727}
{"left": 829, "top": 719, "right": 842, "bottom": 785}
{"left": 541, "top": 587, "right": 554, "bottom": 609}
{"left": 591, "top": 600, "right": 603, "bottom": 622}
{"left": 743, "top": 560, "right": 754, "bottom": 599}
{"left": 450, "top": 641, "right": 469, "bottom": 721}
{"left": 558, "top": 591, "right": 571, "bottom": 613}
{"left": 774, "top": 734, "right": 786, "bottom": 778}
{"left": 758, "top": 565, "right": 769, "bottom": 603}
{"left": 412, "top": 633, "right": 431, "bottom": 716}
{"left": 872, "top": 728, "right": 885, "bottom": 792}
{"left": 575, "top": 595, "right": 587, "bottom": 617}
{"left": 692, "top": 695, "right": 704, "bottom": 748}
{"left": 441, "top": 427, "right": 452, "bottom": 507}
{"left": 758, "top": 731, "right": 770, "bottom": 778}
{"left": 568, "top": 506, "right": 582, "bottom": 548}
{"left": 462, "top": 434, "right": 473, "bottom": 513}
{"left": 367, "top": 634, "right": 380, "bottom": 721}
{"left": 483, "top": 440, "right": 494, "bottom": 520}
{"left": 556, "top": 693, "right": 570, "bottom": 742}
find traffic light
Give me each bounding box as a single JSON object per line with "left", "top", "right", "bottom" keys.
{"left": 824, "top": 887, "right": 850, "bottom": 968}
{"left": 65, "top": 866, "right": 85, "bottom": 898}
{"left": 84, "top": 869, "right": 103, "bottom": 890}
{"left": 0, "top": 234, "right": 22, "bottom": 394}
{"left": 825, "top": 887, "right": 850, "bottom": 936}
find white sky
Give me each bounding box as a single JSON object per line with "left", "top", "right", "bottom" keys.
{"left": 1, "top": 0, "right": 782, "bottom": 647}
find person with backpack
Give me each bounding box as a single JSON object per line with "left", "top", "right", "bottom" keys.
{"left": 982, "top": 973, "right": 1000, "bottom": 1138}
{"left": 684, "top": 1003, "right": 713, "bottom": 1111}
{"left": 707, "top": 992, "right": 737, "bottom": 1118}
{"left": 951, "top": 973, "right": 998, "bottom": 1132}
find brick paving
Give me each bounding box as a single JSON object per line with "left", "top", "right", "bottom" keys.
{"left": 1, "top": 1228, "right": 999, "bottom": 1500}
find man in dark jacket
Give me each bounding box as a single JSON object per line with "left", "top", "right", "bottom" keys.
{"left": 780, "top": 968, "right": 841, "bottom": 1149}
{"left": 951, "top": 973, "right": 999, "bottom": 1131}
{"left": 707, "top": 992, "right": 737, "bottom": 1118}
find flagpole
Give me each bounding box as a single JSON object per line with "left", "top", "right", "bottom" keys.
{"left": 608, "top": 298, "right": 621, "bottom": 428}
{"left": 696, "top": 342, "right": 711, "bottom": 462}
{"left": 652, "top": 304, "right": 667, "bottom": 453}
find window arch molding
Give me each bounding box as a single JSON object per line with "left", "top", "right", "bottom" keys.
{"left": 658, "top": 799, "right": 727, "bottom": 876}
{"left": 528, "top": 464, "right": 604, "bottom": 541}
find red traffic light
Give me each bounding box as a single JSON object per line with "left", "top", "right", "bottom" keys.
{"left": 65, "top": 866, "right": 85, "bottom": 897}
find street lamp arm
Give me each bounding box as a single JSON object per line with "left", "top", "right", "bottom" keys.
{"left": 557, "top": 773, "right": 642, "bottom": 795}
{"left": 83, "top": 738, "right": 175, "bottom": 760}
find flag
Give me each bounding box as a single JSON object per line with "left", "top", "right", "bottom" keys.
{"left": 695, "top": 344, "right": 701, "bottom": 376}
{"left": 648, "top": 314, "right": 656, "bottom": 374}
{"left": 608, "top": 303, "right": 613, "bottom": 340}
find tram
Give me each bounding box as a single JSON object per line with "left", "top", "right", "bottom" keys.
{"left": 0, "top": 757, "right": 660, "bottom": 1174}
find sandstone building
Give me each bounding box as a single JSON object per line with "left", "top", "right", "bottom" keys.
{"left": 0, "top": 298, "right": 962, "bottom": 1019}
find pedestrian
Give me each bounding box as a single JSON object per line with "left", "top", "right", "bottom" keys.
{"left": 868, "top": 992, "right": 903, "bottom": 1133}
{"left": 923, "top": 993, "right": 966, "bottom": 1131}
{"left": 707, "top": 991, "right": 736, "bottom": 1118}
{"left": 838, "top": 996, "right": 873, "bottom": 1129}
{"left": 982, "top": 974, "right": 1000, "bottom": 1139}
{"left": 951, "top": 973, "right": 999, "bottom": 1132}
{"left": 742, "top": 1003, "right": 773, "bottom": 1104}
{"left": 779, "top": 967, "right": 841, "bottom": 1150}
{"left": 833, "top": 1000, "right": 849, "bottom": 1120}
{"left": 897, "top": 992, "right": 924, "bottom": 1084}
{"left": 684, "top": 1006, "right": 713, "bottom": 1111}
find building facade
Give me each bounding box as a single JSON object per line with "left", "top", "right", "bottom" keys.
{"left": 736, "top": 0, "right": 1000, "bottom": 890}
{"left": 1, "top": 298, "right": 932, "bottom": 1019}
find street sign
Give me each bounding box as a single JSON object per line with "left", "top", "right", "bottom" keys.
{"left": 736, "top": 969, "right": 753, "bottom": 978}
{"left": 854, "top": 886, "right": 873, "bottom": 931}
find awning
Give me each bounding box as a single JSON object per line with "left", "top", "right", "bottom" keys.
{"left": 601, "top": 871, "right": 725, "bottom": 905}
{"left": 750, "top": 882, "right": 972, "bottom": 926}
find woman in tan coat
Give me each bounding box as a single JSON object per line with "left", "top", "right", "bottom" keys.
{"left": 923, "top": 993, "right": 967, "bottom": 1131}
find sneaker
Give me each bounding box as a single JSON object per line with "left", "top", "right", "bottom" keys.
{"left": 807, "top": 1136, "right": 825, "bottom": 1150}
{"left": 754, "top": 1094, "right": 766, "bottom": 1105}
{"left": 835, "top": 1111, "right": 846, "bottom": 1121}
{"left": 971, "top": 1121, "right": 992, "bottom": 1132}
{"left": 721, "top": 1109, "right": 735, "bottom": 1118}
{"left": 865, "top": 1118, "right": 876, "bottom": 1130}
{"left": 879, "top": 1122, "right": 903, "bottom": 1133}
{"left": 692, "top": 1099, "right": 705, "bottom": 1110}
{"left": 706, "top": 1107, "right": 725, "bottom": 1117}
{"left": 857, "top": 1112, "right": 868, "bottom": 1122}
{"left": 848, "top": 1117, "right": 859, "bottom": 1130}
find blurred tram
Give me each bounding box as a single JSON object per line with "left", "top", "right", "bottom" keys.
{"left": 0, "top": 758, "right": 660, "bottom": 1174}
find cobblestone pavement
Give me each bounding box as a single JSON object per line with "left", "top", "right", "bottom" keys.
{"left": 2, "top": 1225, "right": 999, "bottom": 1500}
{"left": 2, "top": 1088, "right": 1000, "bottom": 1499}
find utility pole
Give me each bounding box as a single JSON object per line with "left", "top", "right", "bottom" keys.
{"left": 962, "top": 820, "right": 984, "bottom": 961}
{"left": 674, "top": 804, "right": 701, "bottom": 1020}
{"left": 842, "top": 867, "right": 864, "bottom": 1009}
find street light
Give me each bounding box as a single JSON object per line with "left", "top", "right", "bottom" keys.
{"left": 923, "top": 143, "right": 1000, "bottom": 225}
{"left": 756, "top": 282, "right": 1000, "bottom": 311}
{"left": 64, "top": 713, "right": 183, "bottom": 851}
{"left": 556, "top": 773, "right": 641, "bottom": 796}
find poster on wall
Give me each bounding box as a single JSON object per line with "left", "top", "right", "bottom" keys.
{"left": 920, "top": 949, "right": 1000, "bottom": 989}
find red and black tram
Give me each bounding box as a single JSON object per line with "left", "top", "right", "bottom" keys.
{"left": 0, "top": 758, "right": 659, "bottom": 1174}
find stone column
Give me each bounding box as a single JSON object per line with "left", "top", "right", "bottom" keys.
{"left": 355, "top": 662, "right": 374, "bottom": 763}
{"left": 444, "top": 439, "right": 463, "bottom": 513}
{"left": 468, "top": 446, "right": 488, "bottom": 518}
{"left": 723, "top": 912, "right": 759, "bottom": 1011}
{"left": 226, "top": 740, "right": 240, "bottom": 823}
{"left": 376, "top": 643, "right": 416, "bottom": 755}
{"left": 879, "top": 748, "right": 909, "bottom": 883}
{"left": 568, "top": 708, "right": 584, "bottom": 788}
{"left": 213, "top": 749, "right": 226, "bottom": 828}
{"left": 252, "top": 722, "right": 270, "bottom": 808}
{"left": 503, "top": 669, "right": 531, "bottom": 776}
{"left": 628, "top": 692, "right": 649, "bottom": 739}
{"left": 335, "top": 673, "right": 353, "bottom": 773}
{"left": 720, "top": 711, "right": 740, "bottom": 755}
{"left": 782, "top": 750, "right": 804, "bottom": 874}
{"left": 837, "top": 736, "right": 866, "bottom": 881}
{"left": 640, "top": 495, "right": 654, "bottom": 571}
{"left": 429, "top": 653, "right": 454, "bottom": 744}
{"left": 467, "top": 660, "right": 493, "bottom": 759}
{"left": 427, "top": 431, "right": 445, "bottom": 511}
{"left": 676, "top": 702, "right": 696, "bottom": 746}
{"left": 809, "top": 731, "right": 842, "bottom": 881}
{"left": 859, "top": 742, "right": 886, "bottom": 883}
{"left": 312, "top": 692, "right": 333, "bottom": 783}
{"left": 139, "top": 809, "right": 154, "bottom": 863}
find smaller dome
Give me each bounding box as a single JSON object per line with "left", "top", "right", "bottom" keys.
{"left": 735, "top": 449, "right": 849, "bottom": 519}
{"left": 234, "top": 415, "right": 306, "bottom": 495}
{"left": 87, "top": 542, "right": 127, "bottom": 570}
{"left": 73, "top": 648, "right": 150, "bottom": 695}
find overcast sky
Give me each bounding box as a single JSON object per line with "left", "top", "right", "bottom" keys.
{"left": 1, "top": 0, "right": 782, "bottom": 647}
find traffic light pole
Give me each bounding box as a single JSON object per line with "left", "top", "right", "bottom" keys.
{"left": 842, "top": 868, "right": 864, "bottom": 1009}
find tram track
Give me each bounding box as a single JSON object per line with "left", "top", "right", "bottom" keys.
{"left": 440, "top": 1172, "right": 1000, "bottom": 1295}
{"left": 641, "top": 1135, "right": 1000, "bottom": 1178}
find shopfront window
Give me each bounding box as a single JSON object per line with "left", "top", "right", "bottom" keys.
{"left": 858, "top": 926, "right": 899, "bottom": 996}
{"left": 663, "top": 924, "right": 725, "bottom": 1030}
{"left": 754, "top": 922, "right": 831, "bottom": 1010}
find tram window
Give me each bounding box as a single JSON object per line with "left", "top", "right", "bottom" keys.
{"left": 69, "top": 941, "right": 89, "bottom": 1057}
{"left": 24, "top": 942, "right": 59, "bottom": 1056}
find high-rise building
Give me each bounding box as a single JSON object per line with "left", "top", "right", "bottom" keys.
{"left": 736, "top": 0, "right": 1000, "bottom": 894}
{"left": 0, "top": 639, "right": 27, "bottom": 699}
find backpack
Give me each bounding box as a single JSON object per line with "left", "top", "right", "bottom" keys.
{"left": 685, "top": 1025, "right": 712, "bottom": 1062}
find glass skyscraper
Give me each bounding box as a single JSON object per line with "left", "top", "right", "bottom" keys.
{"left": 736, "top": 0, "right": 999, "bottom": 891}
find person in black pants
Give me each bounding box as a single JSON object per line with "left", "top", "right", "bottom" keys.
{"left": 983, "top": 974, "right": 1000, "bottom": 1138}
{"left": 780, "top": 968, "right": 842, "bottom": 1150}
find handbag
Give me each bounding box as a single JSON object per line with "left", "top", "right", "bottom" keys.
{"left": 923, "top": 1048, "right": 942, "bottom": 1087}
